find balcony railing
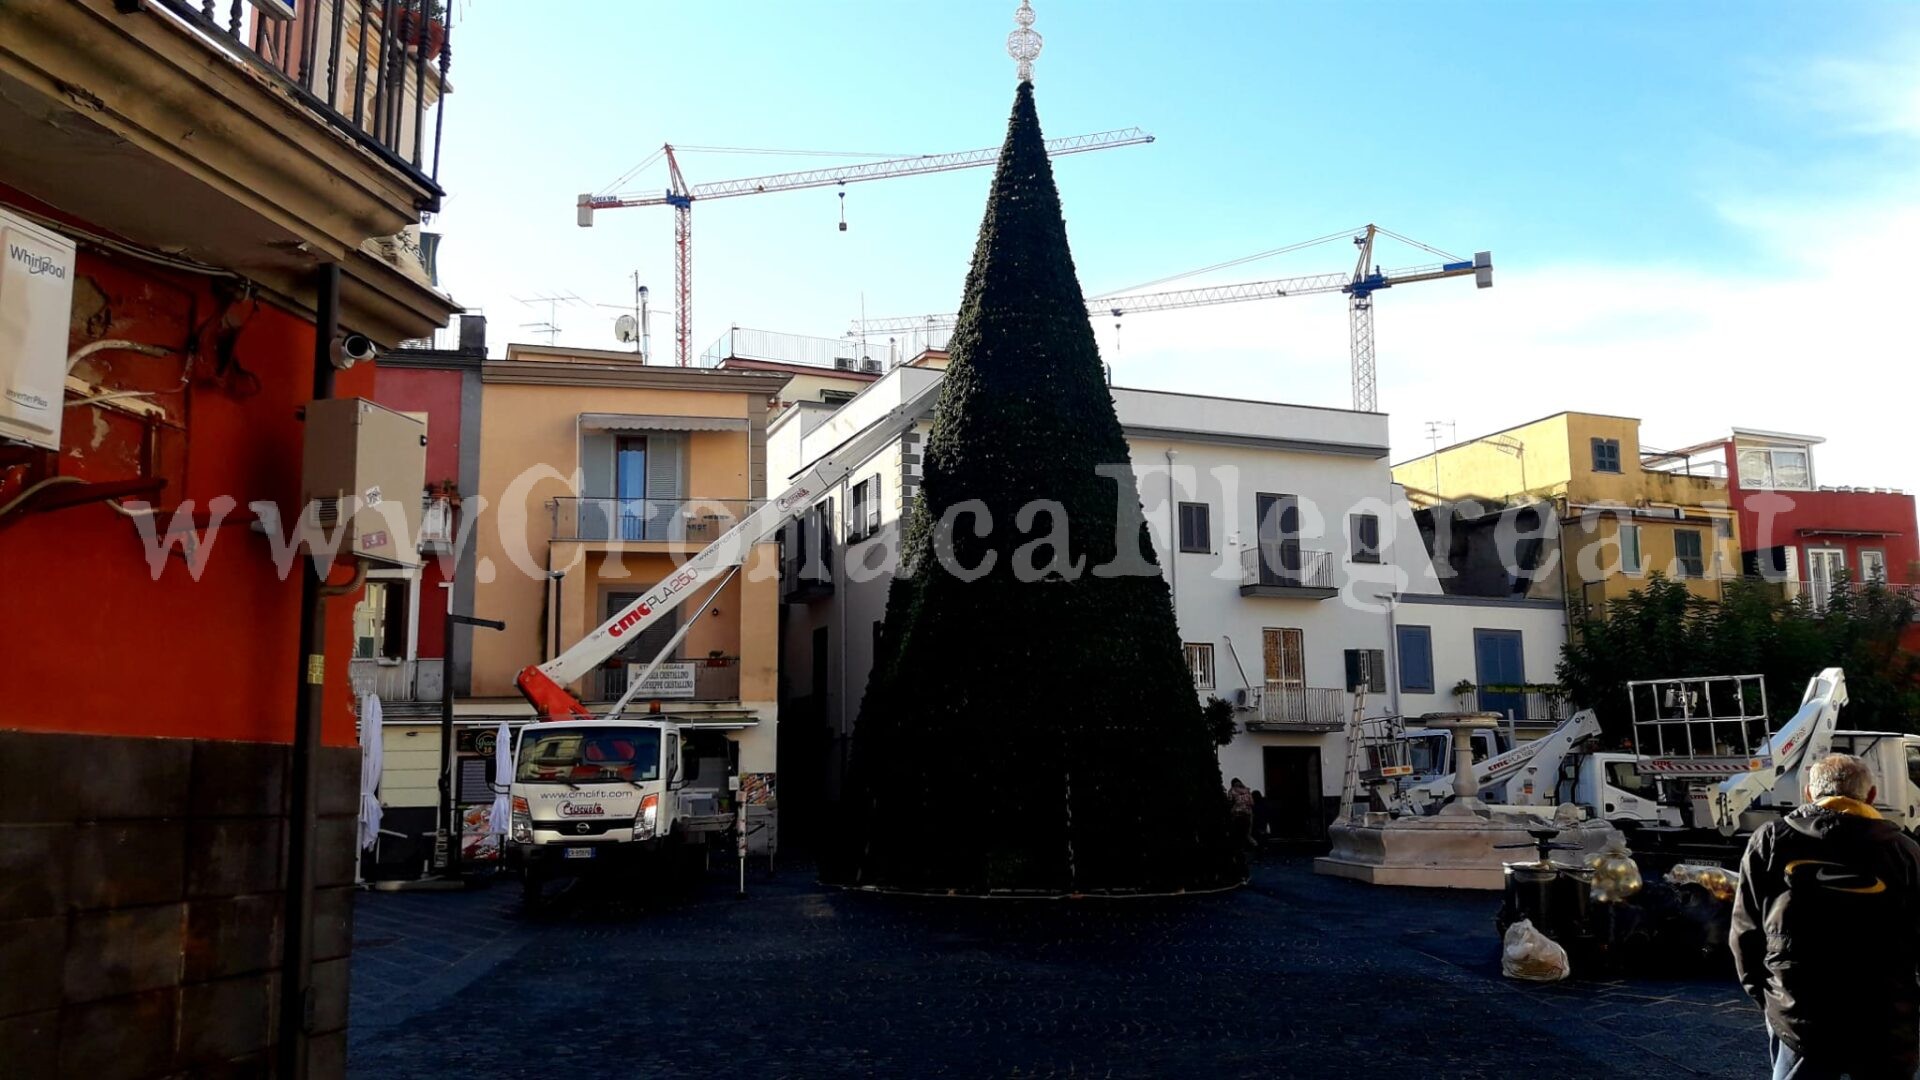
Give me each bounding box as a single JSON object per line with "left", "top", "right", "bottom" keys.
{"left": 152, "top": 0, "right": 451, "bottom": 191}
{"left": 349, "top": 657, "right": 442, "bottom": 702}
{"left": 550, "top": 498, "right": 755, "bottom": 545}
{"left": 1239, "top": 546, "right": 1338, "bottom": 596}
{"left": 699, "top": 327, "right": 890, "bottom": 372}
{"left": 597, "top": 658, "right": 743, "bottom": 703}
{"left": 1245, "top": 686, "right": 1346, "bottom": 731}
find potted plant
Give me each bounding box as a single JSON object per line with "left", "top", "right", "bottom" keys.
{"left": 398, "top": 0, "right": 447, "bottom": 59}
{"left": 1451, "top": 679, "right": 1477, "bottom": 709}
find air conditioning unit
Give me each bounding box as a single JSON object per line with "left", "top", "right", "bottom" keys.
{"left": 1234, "top": 687, "right": 1262, "bottom": 710}
{"left": 300, "top": 398, "right": 427, "bottom": 568}
{"left": 0, "top": 208, "right": 78, "bottom": 451}
{"left": 860, "top": 358, "right": 882, "bottom": 374}
{"left": 833, "top": 356, "right": 856, "bottom": 371}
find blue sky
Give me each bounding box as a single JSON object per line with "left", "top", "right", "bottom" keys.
{"left": 432, "top": 1, "right": 1920, "bottom": 489}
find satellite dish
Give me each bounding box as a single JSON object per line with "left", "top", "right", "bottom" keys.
{"left": 614, "top": 314, "right": 639, "bottom": 344}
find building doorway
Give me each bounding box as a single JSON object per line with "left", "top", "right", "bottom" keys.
{"left": 1262, "top": 745, "right": 1326, "bottom": 844}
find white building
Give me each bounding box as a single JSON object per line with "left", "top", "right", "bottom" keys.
{"left": 765, "top": 357, "right": 1567, "bottom": 843}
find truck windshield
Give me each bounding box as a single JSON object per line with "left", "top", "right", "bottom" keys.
{"left": 516, "top": 727, "right": 661, "bottom": 784}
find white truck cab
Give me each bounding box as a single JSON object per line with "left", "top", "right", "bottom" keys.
{"left": 506, "top": 719, "right": 740, "bottom": 896}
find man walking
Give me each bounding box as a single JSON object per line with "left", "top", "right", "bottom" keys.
{"left": 1732, "top": 753, "right": 1920, "bottom": 1079}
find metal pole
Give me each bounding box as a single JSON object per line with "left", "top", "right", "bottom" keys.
{"left": 435, "top": 580, "right": 455, "bottom": 873}
{"left": 280, "top": 262, "right": 339, "bottom": 1080}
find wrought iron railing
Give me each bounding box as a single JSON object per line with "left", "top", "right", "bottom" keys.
{"left": 1239, "top": 546, "right": 1337, "bottom": 590}
{"left": 549, "top": 497, "right": 755, "bottom": 545}
{"left": 151, "top": 0, "right": 451, "bottom": 193}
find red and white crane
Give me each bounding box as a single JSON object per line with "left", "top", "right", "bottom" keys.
{"left": 856, "top": 224, "right": 1492, "bottom": 412}
{"left": 576, "top": 130, "right": 1155, "bottom": 367}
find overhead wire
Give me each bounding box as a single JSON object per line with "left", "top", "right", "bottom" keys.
{"left": 1087, "top": 226, "right": 1366, "bottom": 298}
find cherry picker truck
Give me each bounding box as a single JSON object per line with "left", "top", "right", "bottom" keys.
{"left": 504, "top": 379, "right": 943, "bottom": 903}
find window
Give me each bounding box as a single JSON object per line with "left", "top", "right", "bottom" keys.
{"left": 1618, "top": 523, "right": 1643, "bottom": 575}
{"left": 1177, "top": 502, "right": 1211, "bottom": 554}
{"left": 1591, "top": 437, "right": 1622, "bottom": 473}
{"left": 1350, "top": 513, "right": 1381, "bottom": 564}
{"left": 1344, "top": 648, "right": 1387, "bottom": 694}
{"left": 1808, "top": 547, "right": 1845, "bottom": 611}
{"left": 1738, "top": 446, "right": 1813, "bottom": 490}
{"left": 1862, "top": 550, "right": 1888, "bottom": 584}
{"left": 1674, "top": 529, "right": 1704, "bottom": 578}
{"left": 849, "top": 475, "right": 881, "bottom": 542}
{"left": 353, "top": 580, "right": 409, "bottom": 660}
{"left": 1184, "top": 643, "right": 1216, "bottom": 690}
{"left": 820, "top": 389, "right": 856, "bottom": 405}
{"left": 1713, "top": 517, "right": 1732, "bottom": 541}
{"left": 514, "top": 726, "right": 662, "bottom": 783}
{"left": 1396, "top": 625, "right": 1434, "bottom": 693}
{"left": 1605, "top": 759, "right": 1657, "bottom": 799}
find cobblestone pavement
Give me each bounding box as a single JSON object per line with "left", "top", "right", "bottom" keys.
{"left": 347, "top": 854, "right": 1764, "bottom": 1079}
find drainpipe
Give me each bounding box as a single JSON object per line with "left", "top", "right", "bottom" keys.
{"left": 280, "top": 261, "right": 339, "bottom": 1080}
{"left": 1165, "top": 449, "right": 1178, "bottom": 624}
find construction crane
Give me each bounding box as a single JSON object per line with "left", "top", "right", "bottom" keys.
{"left": 576, "top": 129, "right": 1156, "bottom": 366}
{"left": 856, "top": 224, "right": 1491, "bottom": 412}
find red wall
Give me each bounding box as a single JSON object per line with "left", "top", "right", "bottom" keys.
{"left": 0, "top": 225, "right": 372, "bottom": 748}
{"left": 374, "top": 366, "right": 463, "bottom": 487}
{"left": 372, "top": 364, "right": 463, "bottom": 660}
{"left": 1720, "top": 444, "right": 1920, "bottom": 584}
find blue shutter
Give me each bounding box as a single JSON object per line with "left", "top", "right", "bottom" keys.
{"left": 1397, "top": 625, "right": 1434, "bottom": 693}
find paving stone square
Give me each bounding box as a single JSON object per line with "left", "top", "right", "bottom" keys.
{"left": 346, "top": 853, "right": 1764, "bottom": 1078}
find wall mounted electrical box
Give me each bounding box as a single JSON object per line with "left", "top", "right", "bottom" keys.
{"left": 0, "top": 208, "right": 78, "bottom": 451}
{"left": 300, "top": 397, "right": 427, "bottom": 568}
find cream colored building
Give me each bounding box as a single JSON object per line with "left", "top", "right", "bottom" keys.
{"left": 378, "top": 345, "right": 790, "bottom": 855}
{"left": 1393, "top": 412, "right": 1742, "bottom": 619}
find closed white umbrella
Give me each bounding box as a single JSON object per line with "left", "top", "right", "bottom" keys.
{"left": 358, "top": 694, "right": 384, "bottom": 851}
{"left": 488, "top": 720, "right": 512, "bottom": 835}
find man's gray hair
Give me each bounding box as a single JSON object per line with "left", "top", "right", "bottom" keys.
{"left": 1806, "top": 753, "right": 1875, "bottom": 801}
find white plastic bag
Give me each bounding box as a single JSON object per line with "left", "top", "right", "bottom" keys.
{"left": 1501, "top": 918, "right": 1570, "bottom": 982}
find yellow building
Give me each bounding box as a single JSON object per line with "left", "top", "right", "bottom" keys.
{"left": 377, "top": 345, "right": 790, "bottom": 855}
{"left": 1393, "top": 412, "right": 1741, "bottom": 618}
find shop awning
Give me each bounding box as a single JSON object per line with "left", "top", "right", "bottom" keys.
{"left": 579, "top": 413, "right": 747, "bottom": 433}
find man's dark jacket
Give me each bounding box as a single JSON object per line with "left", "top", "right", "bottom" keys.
{"left": 1732, "top": 797, "right": 1920, "bottom": 1071}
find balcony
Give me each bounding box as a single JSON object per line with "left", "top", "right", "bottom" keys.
{"left": 1239, "top": 547, "right": 1338, "bottom": 599}
{"left": 349, "top": 656, "right": 442, "bottom": 702}
{"left": 1243, "top": 686, "right": 1346, "bottom": 732}
{"left": 0, "top": 0, "right": 459, "bottom": 342}
{"left": 596, "top": 657, "right": 743, "bottom": 704}
{"left": 550, "top": 497, "right": 754, "bottom": 546}
{"left": 154, "top": 0, "right": 450, "bottom": 191}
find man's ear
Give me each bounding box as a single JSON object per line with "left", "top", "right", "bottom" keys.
{"left": 1868, "top": 786, "right": 1878, "bottom": 805}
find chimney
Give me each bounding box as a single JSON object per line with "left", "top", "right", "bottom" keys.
{"left": 457, "top": 313, "right": 487, "bottom": 355}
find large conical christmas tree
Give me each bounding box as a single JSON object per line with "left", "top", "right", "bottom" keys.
{"left": 843, "top": 82, "right": 1237, "bottom": 894}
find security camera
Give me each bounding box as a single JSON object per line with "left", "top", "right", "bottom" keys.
{"left": 331, "top": 332, "right": 378, "bottom": 369}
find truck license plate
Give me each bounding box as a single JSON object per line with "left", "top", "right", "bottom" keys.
{"left": 563, "top": 847, "right": 594, "bottom": 860}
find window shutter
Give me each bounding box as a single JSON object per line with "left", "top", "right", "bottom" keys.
{"left": 867, "top": 476, "right": 882, "bottom": 534}
{"left": 644, "top": 434, "right": 683, "bottom": 540}
{"left": 1369, "top": 649, "right": 1387, "bottom": 694}
{"left": 579, "top": 431, "right": 616, "bottom": 539}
